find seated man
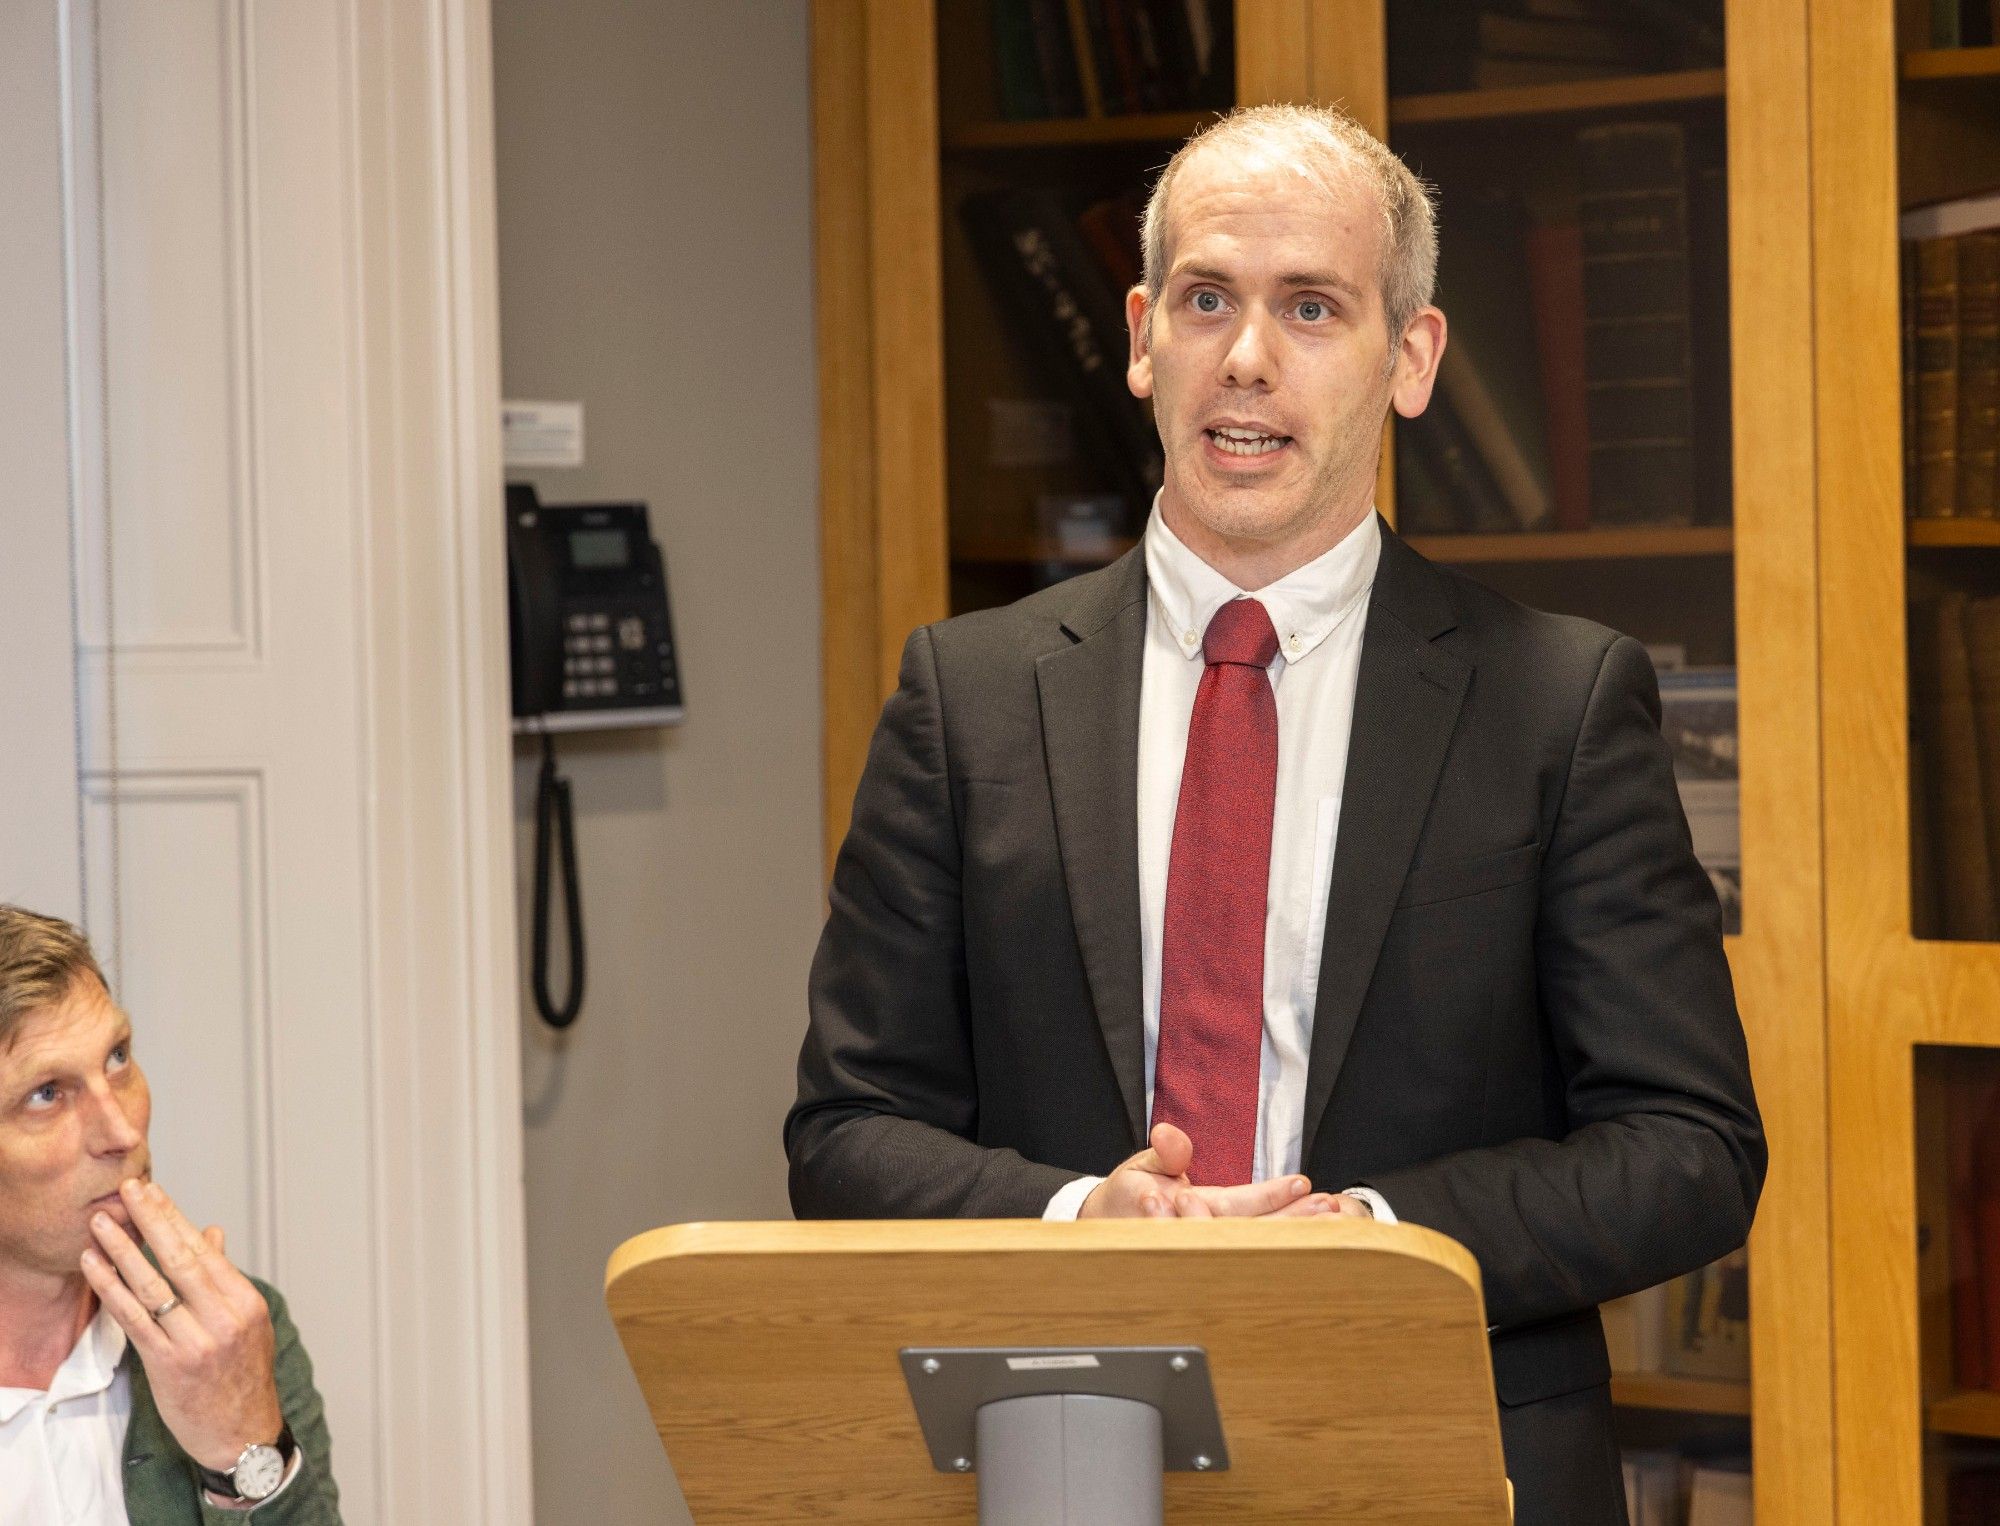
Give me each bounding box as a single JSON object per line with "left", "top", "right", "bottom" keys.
{"left": 0, "top": 905, "right": 341, "bottom": 1523}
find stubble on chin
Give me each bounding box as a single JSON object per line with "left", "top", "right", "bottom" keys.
{"left": 1169, "top": 449, "right": 1317, "bottom": 546}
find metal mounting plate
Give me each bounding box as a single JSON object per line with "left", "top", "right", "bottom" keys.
{"left": 898, "top": 1346, "right": 1229, "bottom": 1474}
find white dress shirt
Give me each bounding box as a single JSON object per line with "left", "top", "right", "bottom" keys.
{"left": 0, "top": 1298, "right": 302, "bottom": 1523}
{"left": 0, "top": 1303, "right": 131, "bottom": 1526}
{"left": 1044, "top": 502, "right": 1397, "bottom": 1222}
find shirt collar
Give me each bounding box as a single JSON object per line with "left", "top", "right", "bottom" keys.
{"left": 1143, "top": 495, "right": 1382, "bottom": 664}
{"left": 0, "top": 1299, "right": 129, "bottom": 1422}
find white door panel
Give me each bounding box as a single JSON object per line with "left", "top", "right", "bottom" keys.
{"left": 50, "top": 0, "right": 533, "bottom": 1519}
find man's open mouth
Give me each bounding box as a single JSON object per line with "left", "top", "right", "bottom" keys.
{"left": 1205, "top": 426, "right": 1291, "bottom": 457}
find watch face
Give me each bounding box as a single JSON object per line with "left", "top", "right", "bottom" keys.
{"left": 235, "top": 1442, "right": 287, "bottom": 1500}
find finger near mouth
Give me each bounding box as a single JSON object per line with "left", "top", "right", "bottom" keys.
{"left": 86, "top": 1195, "right": 132, "bottom": 1226}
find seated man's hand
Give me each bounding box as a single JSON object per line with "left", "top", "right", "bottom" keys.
{"left": 1078, "top": 1122, "right": 1358, "bottom": 1219}
{"left": 80, "top": 1178, "right": 284, "bottom": 1475}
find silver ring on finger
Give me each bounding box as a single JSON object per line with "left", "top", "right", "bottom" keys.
{"left": 150, "top": 1294, "right": 181, "bottom": 1321}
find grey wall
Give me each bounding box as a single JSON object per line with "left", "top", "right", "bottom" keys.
{"left": 1, "top": 0, "right": 83, "bottom": 921}
{"left": 491, "top": 4, "right": 821, "bottom": 1521}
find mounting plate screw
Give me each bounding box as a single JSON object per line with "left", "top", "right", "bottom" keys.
{"left": 1193, "top": 1455, "right": 1213, "bottom": 1472}
{"left": 1169, "top": 1355, "right": 1189, "bottom": 1374}
{"left": 920, "top": 1358, "right": 941, "bottom": 1376}
{"left": 952, "top": 1457, "right": 972, "bottom": 1473}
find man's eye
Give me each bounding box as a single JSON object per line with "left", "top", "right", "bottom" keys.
{"left": 1297, "top": 299, "right": 1327, "bottom": 322}
{"left": 27, "top": 1083, "right": 60, "bottom": 1108}
{"left": 1191, "top": 290, "right": 1223, "bottom": 314}
{"left": 107, "top": 1044, "right": 130, "bottom": 1073}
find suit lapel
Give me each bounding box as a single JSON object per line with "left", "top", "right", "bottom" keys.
{"left": 122, "top": 1347, "right": 196, "bottom": 1511}
{"left": 1299, "top": 523, "right": 1471, "bottom": 1164}
{"left": 1037, "top": 548, "right": 1151, "bottom": 1146}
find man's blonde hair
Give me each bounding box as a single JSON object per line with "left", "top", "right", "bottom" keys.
{"left": 1139, "top": 103, "right": 1439, "bottom": 362}
{"left": 0, "top": 905, "right": 108, "bottom": 1051}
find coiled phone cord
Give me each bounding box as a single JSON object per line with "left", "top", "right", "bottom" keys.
{"left": 532, "top": 730, "right": 586, "bottom": 1028}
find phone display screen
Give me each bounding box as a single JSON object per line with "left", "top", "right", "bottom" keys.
{"left": 569, "top": 528, "right": 630, "bottom": 569}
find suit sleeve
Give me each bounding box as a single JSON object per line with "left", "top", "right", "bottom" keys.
{"left": 198, "top": 1281, "right": 341, "bottom": 1524}
{"left": 1356, "top": 635, "right": 1766, "bottom": 1331}
{"left": 786, "top": 626, "right": 1082, "bottom": 1218}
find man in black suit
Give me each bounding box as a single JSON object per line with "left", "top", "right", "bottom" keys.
{"left": 787, "top": 103, "right": 1763, "bottom": 1523}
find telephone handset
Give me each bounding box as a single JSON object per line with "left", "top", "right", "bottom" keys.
{"left": 506, "top": 484, "right": 684, "bottom": 1029}
{"left": 507, "top": 483, "right": 684, "bottom": 731}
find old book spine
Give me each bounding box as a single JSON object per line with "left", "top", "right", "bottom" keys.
{"left": 991, "top": 0, "right": 1050, "bottom": 120}
{"left": 1687, "top": 148, "right": 1733, "bottom": 525}
{"left": 1093, "top": 0, "right": 1141, "bottom": 114}
{"left": 1526, "top": 220, "right": 1593, "bottom": 530}
{"left": 1918, "top": 593, "right": 1998, "bottom": 937}
{"left": 1075, "top": 191, "right": 1142, "bottom": 293}
{"left": 1916, "top": 235, "right": 1963, "bottom": 517}
{"left": 1435, "top": 338, "right": 1553, "bottom": 530}
{"left": 1401, "top": 389, "right": 1517, "bottom": 533}
{"left": 1951, "top": 1068, "right": 1991, "bottom": 1388}
{"left": 1976, "top": 1086, "right": 2000, "bottom": 1389}
{"left": 1907, "top": 240, "right": 1922, "bottom": 516}
{"left": 1063, "top": 0, "right": 1106, "bottom": 116}
{"left": 960, "top": 189, "right": 1163, "bottom": 514}
{"left": 1959, "top": 230, "right": 2000, "bottom": 517}
{"left": 1579, "top": 121, "right": 1698, "bottom": 526}
{"left": 1027, "top": 0, "right": 1085, "bottom": 117}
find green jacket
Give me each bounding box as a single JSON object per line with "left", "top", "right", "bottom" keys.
{"left": 121, "top": 1278, "right": 342, "bottom": 1524}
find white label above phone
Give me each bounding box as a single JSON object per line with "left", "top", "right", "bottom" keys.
{"left": 502, "top": 400, "right": 584, "bottom": 468}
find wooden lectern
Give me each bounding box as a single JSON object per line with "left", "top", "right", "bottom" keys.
{"left": 606, "top": 1218, "right": 1513, "bottom": 1523}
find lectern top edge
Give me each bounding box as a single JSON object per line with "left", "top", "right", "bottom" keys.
{"left": 603, "top": 1216, "right": 1483, "bottom": 1304}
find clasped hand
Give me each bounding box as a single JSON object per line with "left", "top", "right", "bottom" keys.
{"left": 79, "top": 1177, "right": 284, "bottom": 1475}
{"left": 1078, "top": 1122, "right": 1371, "bottom": 1219}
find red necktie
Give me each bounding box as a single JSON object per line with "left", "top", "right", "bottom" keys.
{"left": 1151, "top": 596, "right": 1279, "bottom": 1187}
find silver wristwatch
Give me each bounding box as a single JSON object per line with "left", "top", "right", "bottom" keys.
{"left": 197, "top": 1422, "right": 295, "bottom": 1502}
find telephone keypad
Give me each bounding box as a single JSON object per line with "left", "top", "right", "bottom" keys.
{"left": 556, "top": 601, "right": 679, "bottom": 709}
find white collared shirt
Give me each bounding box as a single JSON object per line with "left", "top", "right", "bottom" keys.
{"left": 0, "top": 1303, "right": 131, "bottom": 1526}
{"left": 1045, "top": 501, "right": 1397, "bottom": 1220}
{"left": 0, "top": 1299, "right": 302, "bottom": 1523}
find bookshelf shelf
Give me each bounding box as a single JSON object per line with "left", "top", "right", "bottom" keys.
{"left": 1926, "top": 1389, "right": 2000, "bottom": 1438}
{"left": 1901, "top": 46, "right": 2000, "bottom": 82}
{"left": 951, "top": 526, "right": 1736, "bottom": 567}
{"left": 1909, "top": 519, "right": 2000, "bottom": 549}
{"left": 1611, "top": 1373, "right": 1754, "bottom": 1417}
{"left": 1406, "top": 526, "right": 1734, "bottom": 563}
{"left": 943, "top": 110, "right": 1217, "bottom": 151}
{"left": 945, "top": 70, "right": 1740, "bottom": 149}
{"left": 950, "top": 534, "right": 1134, "bottom": 567}
{"left": 1388, "top": 69, "right": 1725, "bottom": 128}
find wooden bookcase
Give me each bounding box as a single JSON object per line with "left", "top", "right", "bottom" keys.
{"left": 1813, "top": 2, "right": 2000, "bottom": 1523}
{"left": 811, "top": 1, "right": 1998, "bottom": 1519}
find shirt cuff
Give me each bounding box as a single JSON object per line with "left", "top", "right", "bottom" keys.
{"left": 1043, "top": 1175, "right": 1104, "bottom": 1221}
{"left": 1343, "top": 1186, "right": 1397, "bottom": 1223}
{"left": 201, "top": 1446, "right": 304, "bottom": 1512}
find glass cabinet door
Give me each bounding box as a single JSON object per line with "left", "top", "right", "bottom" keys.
{"left": 1816, "top": 0, "right": 2000, "bottom": 1521}
{"left": 1889, "top": 10, "right": 2000, "bottom": 1524}
{"left": 1380, "top": 9, "right": 1752, "bottom": 1514}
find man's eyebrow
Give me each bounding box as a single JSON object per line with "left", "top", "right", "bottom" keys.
{"left": 1, "top": 1023, "right": 133, "bottom": 1081}
{"left": 1173, "top": 263, "right": 1363, "bottom": 299}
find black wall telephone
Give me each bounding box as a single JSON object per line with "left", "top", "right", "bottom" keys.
{"left": 507, "top": 483, "right": 683, "bottom": 729}
{"left": 507, "top": 483, "right": 684, "bottom": 1028}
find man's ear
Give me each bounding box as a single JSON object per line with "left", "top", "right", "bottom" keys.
{"left": 1126, "top": 285, "right": 1154, "bottom": 400}
{"left": 1390, "top": 305, "right": 1447, "bottom": 420}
